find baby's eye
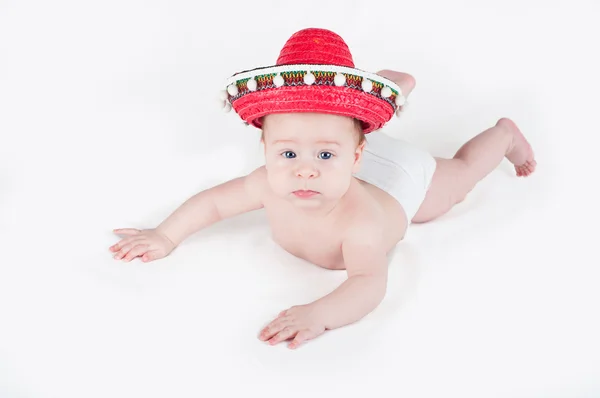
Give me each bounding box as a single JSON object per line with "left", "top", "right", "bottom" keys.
{"left": 282, "top": 151, "right": 296, "bottom": 159}
{"left": 319, "top": 151, "right": 333, "bottom": 160}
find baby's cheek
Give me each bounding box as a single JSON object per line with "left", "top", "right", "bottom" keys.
{"left": 267, "top": 173, "right": 292, "bottom": 195}
{"left": 323, "top": 174, "right": 352, "bottom": 196}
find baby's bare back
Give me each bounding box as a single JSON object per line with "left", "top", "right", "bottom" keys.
{"left": 260, "top": 175, "right": 409, "bottom": 270}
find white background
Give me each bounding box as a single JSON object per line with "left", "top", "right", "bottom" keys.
{"left": 1, "top": 0, "right": 599, "bottom": 397}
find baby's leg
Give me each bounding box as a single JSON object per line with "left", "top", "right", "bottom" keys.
{"left": 412, "top": 118, "right": 536, "bottom": 223}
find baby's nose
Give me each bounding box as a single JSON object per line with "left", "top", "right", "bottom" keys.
{"left": 295, "top": 166, "right": 318, "bottom": 178}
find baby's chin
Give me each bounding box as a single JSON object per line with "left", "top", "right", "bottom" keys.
{"left": 289, "top": 195, "right": 323, "bottom": 208}
{"left": 286, "top": 191, "right": 342, "bottom": 208}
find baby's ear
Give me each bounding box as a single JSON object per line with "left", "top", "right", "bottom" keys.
{"left": 352, "top": 141, "right": 366, "bottom": 172}
{"left": 259, "top": 129, "right": 266, "bottom": 153}
{"left": 356, "top": 137, "right": 366, "bottom": 153}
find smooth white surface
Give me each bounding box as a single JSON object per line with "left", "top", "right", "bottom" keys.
{"left": 1, "top": 1, "right": 599, "bottom": 397}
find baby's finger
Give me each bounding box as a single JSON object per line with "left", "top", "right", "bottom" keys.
{"left": 141, "top": 250, "right": 161, "bottom": 262}
{"left": 288, "top": 329, "right": 317, "bottom": 350}
{"left": 259, "top": 317, "right": 291, "bottom": 341}
{"left": 114, "top": 239, "right": 146, "bottom": 259}
{"left": 123, "top": 244, "right": 149, "bottom": 262}
{"left": 111, "top": 236, "right": 145, "bottom": 254}
{"left": 268, "top": 327, "right": 297, "bottom": 346}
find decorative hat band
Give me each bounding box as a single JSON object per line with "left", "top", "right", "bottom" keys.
{"left": 222, "top": 64, "right": 406, "bottom": 114}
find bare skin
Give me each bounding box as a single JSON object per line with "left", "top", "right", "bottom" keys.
{"left": 109, "top": 70, "right": 536, "bottom": 349}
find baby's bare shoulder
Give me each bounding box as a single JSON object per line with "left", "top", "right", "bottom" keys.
{"left": 338, "top": 201, "right": 388, "bottom": 275}
{"left": 244, "top": 165, "right": 269, "bottom": 201}
{"left": 344, "top": 209, "right": 385, "bottom": 238}
{"left": 339, "top": 192, "right": 386, "bottom": 236}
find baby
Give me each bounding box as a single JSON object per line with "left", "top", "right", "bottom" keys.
{"left": 109, "top": 29, "right": 536, "bottom": 349}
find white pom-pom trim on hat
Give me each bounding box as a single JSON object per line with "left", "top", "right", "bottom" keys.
{"left": 223, "top": 64, "right": 408, "bottom": 118}
{"left": 395, "top": 100, "right": 409, "bottom": 117}
{"left": 304, "top": 72, "right": 316, "bottom": 85}
{"left": 334, "top": 73, "right": 346, "bottom": 87}
{"left": 226, "top": 63, "right": 402, "bottom": 95}
{"left": 395, "top": 94, "right": 406, "bottom": 106}
{"left": 361, "top": 78, "right": 373, "bottom": 92}
{"left": 218, "top": 89, "right": 231, "bottom": 111}
{"left": 246, "top": 78, "right": 257, "bottom": 91}
{"left": 273, "top": 74, "right": 285, "bottom": 87}
{"left": 227, "top": 84, "right": 238, "bottom": 96}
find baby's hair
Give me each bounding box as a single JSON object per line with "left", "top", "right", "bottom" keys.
{"left": 354, "top": 118, "right": 366, "bottom": 146}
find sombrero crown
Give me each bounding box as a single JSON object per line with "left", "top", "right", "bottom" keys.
{"left": 220, "top": 28, "right": 406, "bottom": 134}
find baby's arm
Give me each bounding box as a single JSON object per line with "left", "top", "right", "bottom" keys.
{"left": 259, "top": 221, "right": 388, "bottom": 348}
{"left": 111, "top": 166, "right": 267, "bottom": 262}
{"left": 155, "top": 166, "right": 266, "bottom": 246}
{"left": 313, "top": 224, "right": 388, "bottom": 329}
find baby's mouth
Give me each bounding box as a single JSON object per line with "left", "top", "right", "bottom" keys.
{"left": 292, "top": 190, "right": 319, "bottom": 198}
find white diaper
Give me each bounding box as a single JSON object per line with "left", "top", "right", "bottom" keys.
{"left": 353, "top": 132, "right": 437, "bottom": 223}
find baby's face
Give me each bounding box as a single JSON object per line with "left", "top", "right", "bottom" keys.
{"left": 262, "top": 112, "right": 364, "bottom": 210}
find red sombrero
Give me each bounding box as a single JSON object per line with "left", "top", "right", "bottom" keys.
{"left": 219, "top": 28, "right": 406, "bottom": 134}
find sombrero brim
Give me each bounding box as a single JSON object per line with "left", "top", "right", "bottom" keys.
{"left": 223, "top": 64, "right": 405, "bottom": 134}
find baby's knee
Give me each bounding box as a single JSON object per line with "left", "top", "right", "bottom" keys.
{"left": 452, "top": 181, "right": 473, "bottom": 204}
{"left": 454, "top": 195, "right": 466, "bottom": 205}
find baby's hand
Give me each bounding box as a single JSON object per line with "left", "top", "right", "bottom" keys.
{"left": 109, "top": 228, "right": 176, "bottom": 262}
{"left": 259, "top": 304, "right": 327, "bottom": 349}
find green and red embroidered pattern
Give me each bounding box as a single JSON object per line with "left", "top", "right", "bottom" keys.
{"left": 229, "top": 70, "right": 400, "bottom": 108}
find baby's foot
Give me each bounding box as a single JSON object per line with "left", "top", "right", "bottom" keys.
{"left": 375, "top": 70, "right": 416, "bottom": 98}
{"left": 497, "top": 117, "right": 537, "bottom": 177}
